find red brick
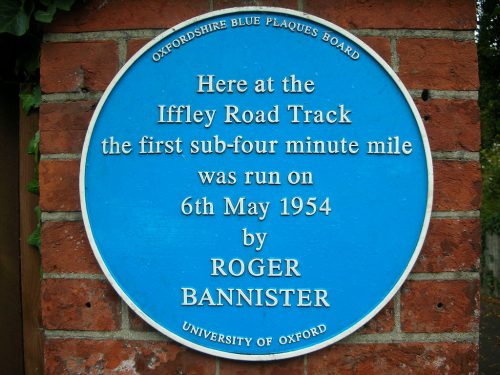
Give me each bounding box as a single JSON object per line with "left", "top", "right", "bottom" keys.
{"left": 40, "top": 101, "right": 95, "bottom": 154}
{"left": 358, "top": 300, "right": 394, "bottom": 334}
{"left": 42, "top": 279, "right": 121, "bottom": 331}
{"left": 41, "top": 221, "right": 101, "bottom": 274}
{"left": 433, "top": 161, "right": 481, "bottom": 211}
{"left": 305, "top": 0, "right": 476, "bottom": 30}
{"left": 219, "top": 356, "right": 303, "bottom": 375}
{"left": 45, "top": 339, "right": 215, "bottom": 374}
{"left": 127, "top": 38, "right": 153, "bottom": 60}
{"left": 214, "top": 0, "right": 297, "bottom": 9}
{"left": 414, "top": 219, "right": 480, "bottom": 273}
{"left": 40, "top": 41, "right": 118, "bottom": 93}
{"left": 417, "top": 99, "right": 480, "bottom": 151}
{"left": 398, "top": 39, "right": 479, "bottom": 90}
{"left": 47, "top": 0, "right": 209, "bottom": 32}
{"left": 40, "top": 159, "right": 80, "bottom": 212}
{"left": 401, "top": 280, "right": 479, "bottom": 333}
{"left": 128, "top": 308, "right": 156, "bottom": 332}
{"left": 307, "top": 343, "right": 478, "bottom": 374}
{"left": 360, "top": 36, "right": 391, "bottom": 64}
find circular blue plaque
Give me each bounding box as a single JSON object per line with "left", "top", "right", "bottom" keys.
{"left": 81, "top": 7, "right": 433, "bottom": 360}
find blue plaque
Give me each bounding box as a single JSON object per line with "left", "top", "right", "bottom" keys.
{"left": 81, "top": 7, "right": 433, "bottom": 360}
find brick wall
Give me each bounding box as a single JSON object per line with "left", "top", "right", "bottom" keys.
{"left": 39, "top": 0, "right": 481, "bottom": 373}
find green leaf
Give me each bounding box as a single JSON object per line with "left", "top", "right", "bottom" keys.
{"left": 35, "top": 0, "right": 76, "bottom": 23}
{"left": 34, "top": 205, "right": 41, "bottom": 221}
{"left": 19, "top": 84, "right": 41, "bottom": 114}
{"left": 34, "top": 4, "right": 56, "bottom": 23}
{"left": 27, "top": 224, "right": 41, "bottom": 249}
{"left": 27, "top": 176, "right": 39, "bottom": 194}
{"left": 28, "top": 130, "right": 40, "bottom": 165}
{"left": 28, "top": 130, "right": 40, "bottom": 155}
{"left": 27, "top": 206, "right": 41, "bottom": 249}
{"left": 0, "top": 0, "right": 34, "bottom": 36}
{"left": 55, "top": 0, "right": 76, "bottom": 12}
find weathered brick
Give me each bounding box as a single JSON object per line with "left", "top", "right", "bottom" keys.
{"left": 417, "top": 99, "right": 480, "bottom": 151}
{"left": 47, "top": 0, "right": 209, "bottom": 32}
{"left": 359, "top": 36, "right": 391, "bottom": 64}
{"left": 414, "top": 219, "right": 480, "bottom": 273}
{"left": 45, "top": 339, "right": 215, "bottom": 374}
{"left": 40, "top": 101, "right": 95, "bottom": 154}
{"left": 42, "top": 279, "right": 121, "bottom": 331}
{"left": 304, "top": 0, "right": 476, "bottom": 30}
{"left": 401, "top": 280, "right": 479, "bottom": 333}
{"left": 39, "top": 159, "right": 80, "bottom": 212}
{"left": 40, "top": 41, "right": 118, "bottom": 93}
{"left": 219, "top": 356, "right": 303, "bottom": 375}
{"left": 127, "top": 38, "right": 153, "bottom": 60}
{"left": 307, "top": 343, "right": 478, "bottom": 374}
{"left": 214, "top": 0, "right": 297, "bottom": 9}
{"left": 41, "top": 221, "right": 101, "bottom": 274}
{"left": 398, "top": 39, "right": 479, "bottom": 90}
{"left": 433, "top": 161, "right": 481, "bottom": 211}
{"left": 358, "top": 300, "right": 394, "bottom": 334}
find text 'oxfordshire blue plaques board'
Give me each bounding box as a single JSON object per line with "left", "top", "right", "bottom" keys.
{"left": 81, "top": 7, "right": 433, "bottom": 360}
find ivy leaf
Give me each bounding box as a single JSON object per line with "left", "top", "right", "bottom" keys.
{"left": 27, "top": 225, "right": 40, "bottom": 248}
{"left": 26, "top": 120, "right": 40, "bottom": 198}
{"left": 19, "top": 84, "right": 41, "bottom": 114}
{"left": 28, "top": 130, "right": 40, "bottom": 155}
{"left": 36, "top": 0, "right": 76, "bottom": 23}
{"left": 27, "top": 177, "right": 39, "bottom": 194}
{"left": 34, "top": 205, "right": 41, "bottom": 222}
{"left": 0, "top": 0, "right": 34, "bottom": 36}
{"left": 34, "top": 3, "right": 56, "bottom": 23}
{"left": 27, "top": 206, "right": 41, "bottom": 249}
{"left": 27, "top": 163, "right": 39, "bottom": 194}
{"left": 54, "top": 0, "right": 76, "bottom": 12}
